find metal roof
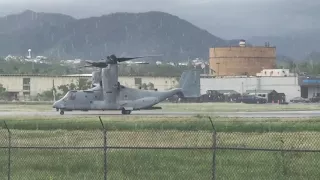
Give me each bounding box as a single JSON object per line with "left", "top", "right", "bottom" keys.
{"left": 215, "top": 90, "right": 240, "bottom": 94}
{"left": 245, "top": 90, "right": 276, "bottom": 94}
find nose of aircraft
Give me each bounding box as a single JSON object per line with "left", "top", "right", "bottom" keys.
{"left": 52, "top": 101, "right": 58, "bottom": 108}
{"left": 53, "top": 100, "right": 63, "bottom": 109}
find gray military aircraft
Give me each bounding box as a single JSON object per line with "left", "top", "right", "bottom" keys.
{"left": 52, "top": 54, "right": 200, "bottom": 115}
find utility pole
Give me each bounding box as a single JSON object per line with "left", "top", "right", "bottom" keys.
{"left": 241, "top": 82, "right": 244, "bottom": 94}
{"left": 216, "top": 62, "right": 220, "bottom": 77}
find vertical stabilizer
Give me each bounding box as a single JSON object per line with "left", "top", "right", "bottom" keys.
{"left": 178, "top": 70, "right": 201, "bottom": 97}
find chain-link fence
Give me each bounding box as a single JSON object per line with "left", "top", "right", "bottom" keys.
{"left": 1, "top": 117, "right": 320, "bottom": 179}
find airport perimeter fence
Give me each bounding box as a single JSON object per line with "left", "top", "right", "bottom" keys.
{"left": 1, "top": 117, "right": 320, "bottom": 179}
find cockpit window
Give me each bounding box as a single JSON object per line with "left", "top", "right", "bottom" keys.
{"left": 69, "top": 92, "right": 76, "bottom": 100}
{"left": 62, "top": 91, "right": 76, "bottom": 100}
{"left": 61, "top": 92, "right": 69, "bottom": 100}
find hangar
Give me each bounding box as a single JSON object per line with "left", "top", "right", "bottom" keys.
{"left": 0, "top": 74, "right": 178, "bottom": 100}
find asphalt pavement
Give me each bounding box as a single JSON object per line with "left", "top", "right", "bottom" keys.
{"left": 0, "top": 110, "right": 320, "bottom": 118}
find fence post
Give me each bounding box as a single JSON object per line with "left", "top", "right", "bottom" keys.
{"left": 208, "top": 117, "right": 216, "bottom": 180}
{"left": 99, "top": 116, "right": 107, "bottom": 180}
{"left": 3, "top": 121, "right": 11, "bottom": 180}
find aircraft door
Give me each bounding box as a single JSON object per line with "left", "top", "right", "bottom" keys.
{"left": 65, "top": 91, "right": 76, "bottom": 109}
{"left": 72, "top": 92, "right": 92, "bottom": 110}
{"left": 77, "top": 92, "right": 94, "bottom": 110}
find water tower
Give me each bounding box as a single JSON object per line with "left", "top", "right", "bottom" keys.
{"left": 239, "top": 39, "right": 246, "bottom": 47}
{"left": 209, "top": 39, "right": 276, "bottom": 76}
{"left": 28, "top": 49, "right": 31, "bottom": 59}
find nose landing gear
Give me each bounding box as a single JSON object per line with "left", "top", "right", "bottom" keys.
{"left": 60, "top": 110, "right": 64, "bottom": 115}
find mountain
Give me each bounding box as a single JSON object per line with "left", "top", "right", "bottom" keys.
{"left": 248, "top": 30, "right": 320, "bottom": 61}
{"left": 303, "top": 51, "right": 320, "bottom": 61}
{"left": 0, "top": 10, "right": 75, "bottom": 34}
{"left": 0, "top": 10, "right": 238, "bottom": 61}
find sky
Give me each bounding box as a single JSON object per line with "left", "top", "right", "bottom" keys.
{"left": 0, "top": 0, "right": 319, "bottom": 39}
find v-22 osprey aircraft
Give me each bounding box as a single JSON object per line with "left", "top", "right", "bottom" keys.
{"left": 52, "top": 54, "right": 200, "bottom": 115}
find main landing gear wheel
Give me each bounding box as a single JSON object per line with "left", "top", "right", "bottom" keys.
{"left": 60, "top": 110, "right": 64, "bottom": 115}
{"left": 121, "top": 109, "right": 132, "bottom": 115}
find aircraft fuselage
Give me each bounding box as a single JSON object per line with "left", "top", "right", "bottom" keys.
{"left": 53, "top": 86, "right": 182, "bottom": 115}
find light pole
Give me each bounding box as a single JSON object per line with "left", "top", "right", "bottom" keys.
{"left": 241, "top": 82, "right": 244, "bottom": 94}
{"left": 216, "top": 62, "right": 220, "bottom": 76}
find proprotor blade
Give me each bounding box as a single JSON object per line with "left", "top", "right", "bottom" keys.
{"left": 133, "top": 62, "right": 149, "bottom": 64}
{"left": 84, "top": 59, "right": 109, "bottom": 68}
{"left": 117, "top": 55, "right": 163, "bottom": 62}
{"left": 117, "top": 56, "right": 146, "bottom": 62}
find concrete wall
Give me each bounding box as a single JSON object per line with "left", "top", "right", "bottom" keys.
{"left": 0, "top": 76, "right": 23, "bottom": 93}
{"left": 200, "top": 76, "right": 300, "bottom": 101}
{"left": 209, "top": 47, "right": 276, "bottom": 76}
{"left": 0, "top": 75, "right": 178, "bottom": 97}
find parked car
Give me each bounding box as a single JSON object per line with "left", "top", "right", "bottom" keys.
{"left": 309, "top": 96, "right": 320, "bottom": 103}
{"left": 290, "top": 97, "right": 310, "bottom": 103}
{"left": 237, "top": 95, "right": 267, "bottom": 104}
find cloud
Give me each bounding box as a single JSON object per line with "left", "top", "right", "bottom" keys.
{"left": 0, "top": 0, "right": 320, "bottom": 39}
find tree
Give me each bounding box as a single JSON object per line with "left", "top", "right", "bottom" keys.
{"left": 0, "top": 84, "right": 6, "bottom": 93}
{"left": 13, "top": 66, "right": 19, "bottom": 73}
{"left": 58, "top": 83, "right": 77, "bottom": 95}
{"left": 141, "top": 83, "right": 148, "bottom": 90}
{"left": 65, "top": 68, "right": 70, "bottom": 74}
{"left": 32, "top": 68, "right": 40, "bottom": 74}
{"left": 58, "top": 85, "right": 69, "bottom": 94}
{"left": 288, "top": 61, "right": 296, "bottom": 71}
{"left": 69, "top": 83, "right": 77, "bottom": 90}
{"left": 76, "top": 78, "right": 91, "bottom": 90}
{"left": 0, "top": 83, "right": 8, "bottom": 100}
{"left": 37, "top": 88, "right": 55, "bottom": 101}
{"left": 147, "top": 82, "right": 155, "bottom": 90}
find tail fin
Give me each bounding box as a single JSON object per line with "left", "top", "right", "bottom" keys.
{"left": 178, "top": 70, "right": 201, "bottom": 97}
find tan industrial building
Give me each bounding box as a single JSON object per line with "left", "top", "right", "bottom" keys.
{"left": 0, "top": 74, "right": 178, "bottom": 100}
{"left": 209, "top": 40, "right": 276, "bottom": 76}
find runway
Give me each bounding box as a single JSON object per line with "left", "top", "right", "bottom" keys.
{"left": 1, "top": 110, "right": 320, "bottom": 118}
